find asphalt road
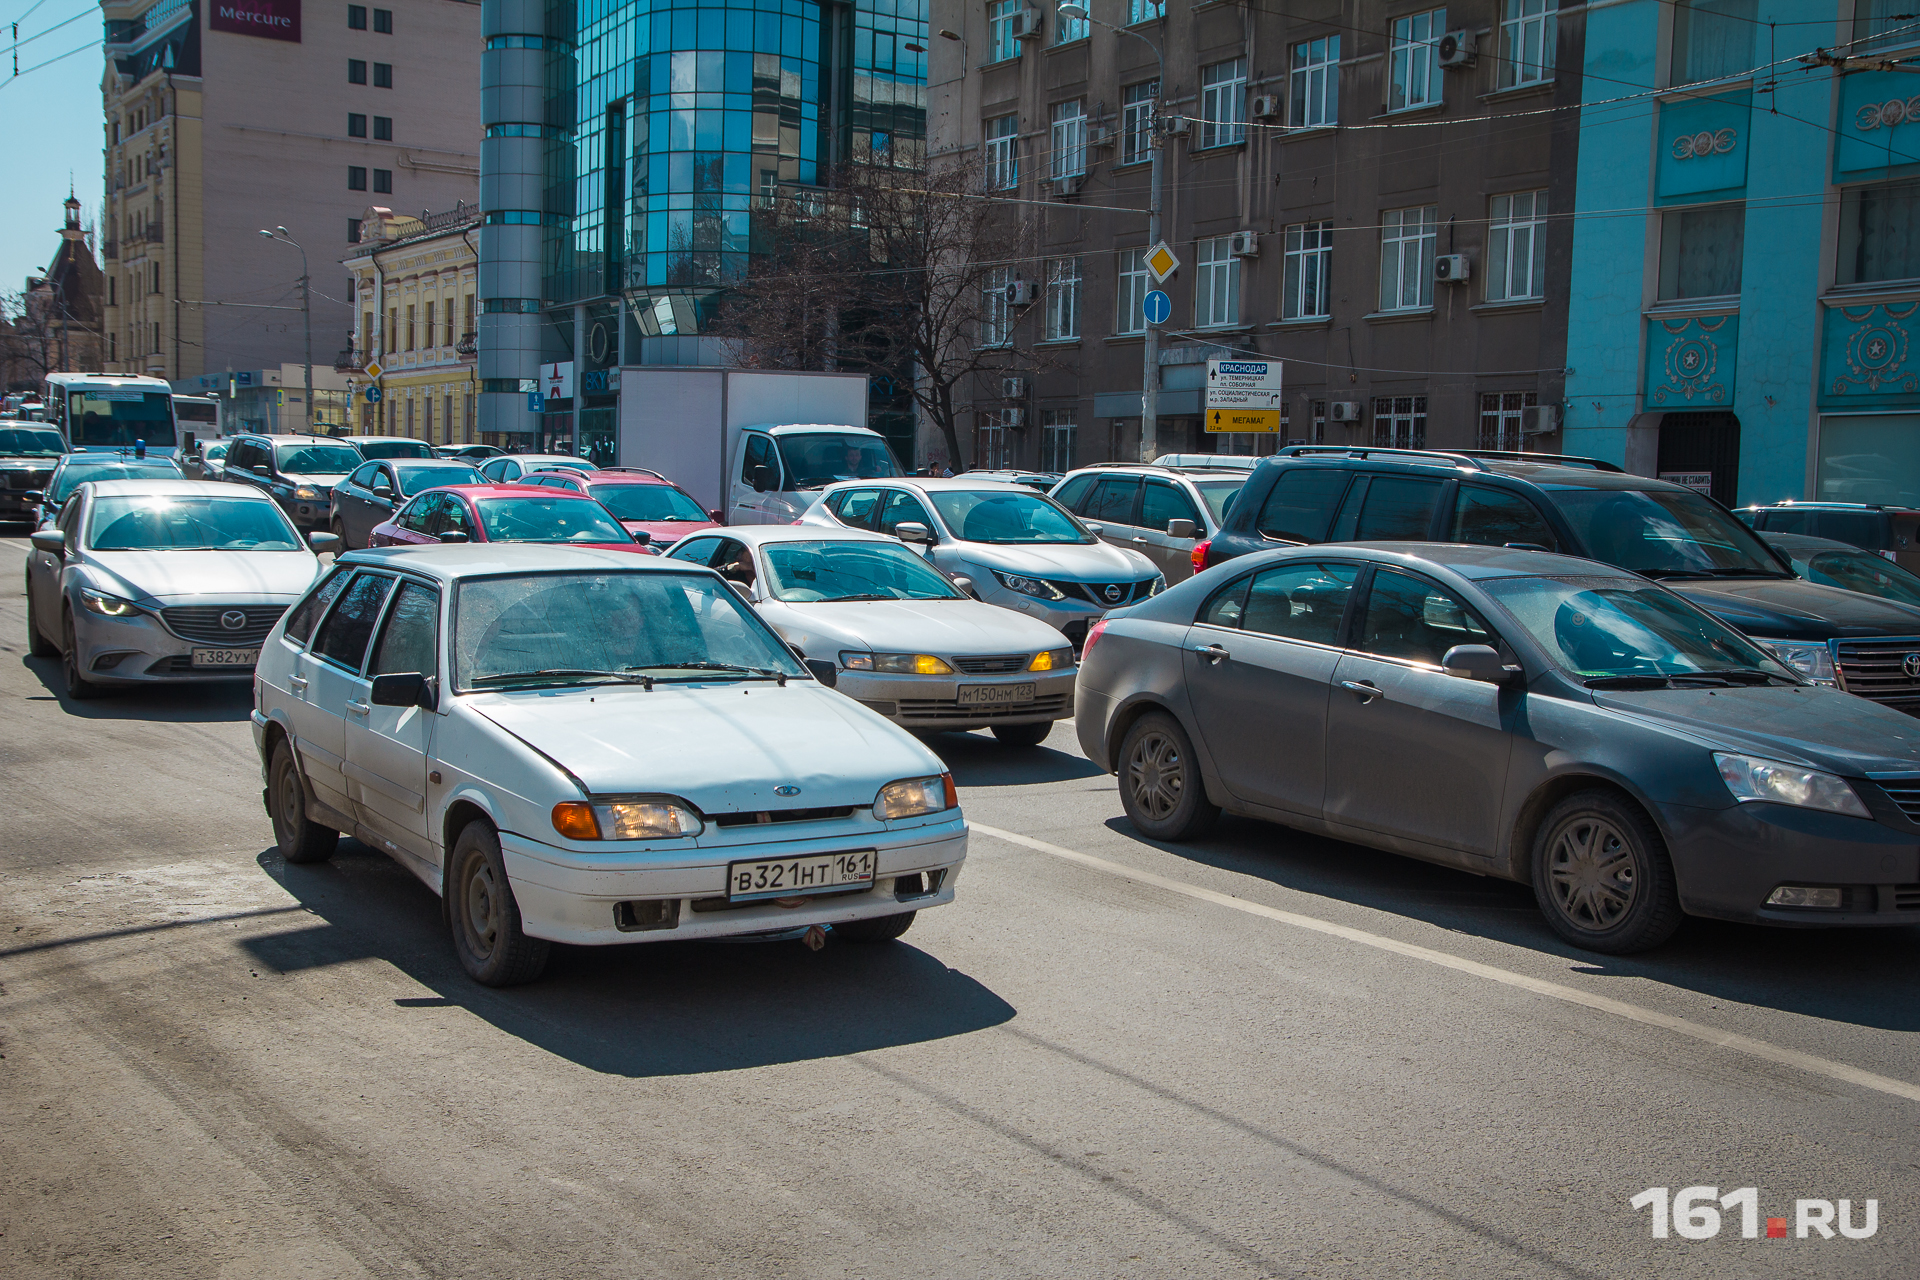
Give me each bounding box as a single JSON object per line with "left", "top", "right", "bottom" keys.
{"left": 1, "top": 533, "right": 1915, "bottom": 1279}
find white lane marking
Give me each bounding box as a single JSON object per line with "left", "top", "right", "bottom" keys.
{"left": 972, "top": 823, "right": 1920, "bottom": 1105}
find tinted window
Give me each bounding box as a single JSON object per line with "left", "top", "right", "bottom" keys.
{"left": 284, "top": 568, "right": 351, "bottom": 644}
{"left": 349, "top": 463, "right": 381, "bottom": 488}
{"left": 395, "top": 495, "right": 436, "bottom": 532}
{"left": 1199, "top": 575, "right": 1252, "bottom": 628}
{"left": 355, "top": 439, "right": 434, "bottom": 460}
{"left": 312, "top": 572, "right": 395, "bottom": 670}
{"left": 275, "top": 443, "right": 362, "bottom": 474}
{"left": 833, "top": 488, "right": 883, "bottom": 530}
{"left": 1256, "top": 468, "right": 1350, "bottom": 542}
{"left": 1353, "top": 477, "right": 1443, "bottom": 541}
{"left": 1813, "top": 509, "right": 1891, "bottom": 550}
{"left": 1052, "top": 474, "right": 1097, "bottom": 512}
{"left": 592, "top": 483, "right": 709, "bottom": 523}
{"left": 1193, "top": 479, "right": 1245, "bottom": 526}
{"left": 481, "top": 458, "right": 513, "bottom": 481}
{"left": 1084, "top": 477, "right": 1140, "bottom": 525}
{"left": 741, "top": 434, "right": 778, "bottom": 484}
{"left": 397, "top": 465, "right": 483, "bottom": 496}
{"left": 1801, "top": 548, "right": 1920, "bottom": 606}
{"left": 1358, "top": 569, "right": 1496, "bottom": 667}
{"left": 1753, "top": 507, "right": 1811, "bottom": 534}
{"left": 1547, "top": 487, "right": 1781, "bottom": 576}
{"left": 666, "top": 535, "right": 723, "bottom": 565}
{"left": 1242, "top": 563, "right": 1359, "bottom": 646}
{"left": 1450, "top": 486, "right": 1559, "bottom": 550}
{"left": 436, "top": 495, "right": 472, "bottom": 537}
{"left": 1141, "top": 479, "right": 1201, "bottom": 531}
{"left": 369, "top": 581, "right": 439, "bottom": 676}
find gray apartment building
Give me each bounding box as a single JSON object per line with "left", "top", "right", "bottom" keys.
{"left": 927, "top": 0, "right": 1582, "bottom": 470}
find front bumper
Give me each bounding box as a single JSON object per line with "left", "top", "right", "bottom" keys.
{"left": 500, "top": 814, "right": 969, "bottom": 945}
{"left": 69, "top": 603, "right": 274, "bottom": 685}
{"left": 1660, "top": 799, "right": 1920, "bottom": 925}
{"left": 835, "top": 666, "right": 1076, "bottom": 729}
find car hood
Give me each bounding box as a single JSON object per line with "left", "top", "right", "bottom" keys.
{"left": 761, "top": 596, "right": 1068, "bottom": 656}
{"left": 282, "top": 473, "right": 350, "bottom": 490}
{"left": 947, "top": 539, "right": 1157, "bottom": 580}
{"left": 1669, "top": 577, "right": 1920, "bottom": 641}
{"left": 621, "top": 518, "right": 719, "bottom": 544}
{"left": 1591, "top": 683, "right": 1920, "bottom": 774}
{"left": 86, "top": 549, "right": 321, "bottom": 605}
{"left": 467, "top": 682, "right": 944, "bottom": 808}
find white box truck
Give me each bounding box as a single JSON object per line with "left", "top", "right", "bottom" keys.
{"left": 616, "top": 368, "right": 900, "bottom": 525}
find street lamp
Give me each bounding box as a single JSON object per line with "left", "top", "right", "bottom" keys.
{"left": 258, "top": 226, "right": 315, "bottom": 435}
{"left": 1058, "top": 2, "right": 1165, "bottom": 461}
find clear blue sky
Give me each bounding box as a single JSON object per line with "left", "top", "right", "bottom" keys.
{"left": 1, "top": 2, "right": 105, "bottom": 297}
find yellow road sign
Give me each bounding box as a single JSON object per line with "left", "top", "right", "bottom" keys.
{"left": 364, "top": 360, "right": 384, "bottom": 380}
{"left": 1206, "top": 408, "right": 1281, "bottom": 433}
{"left": 1144, "top": 241, "right": 1180, "bottom": 282}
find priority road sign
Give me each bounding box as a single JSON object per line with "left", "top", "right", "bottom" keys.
{"left": 363, "top": 360, "right": 384, "bottom": 379}
{"left": 1143, "top": 289, "right": 1171, "bottom": 325}
{"left": 1144, "top": 241, "right": 1180, "bottom": 282}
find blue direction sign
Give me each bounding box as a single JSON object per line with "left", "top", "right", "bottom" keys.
{"left": 528, "top": 391, "right": 545, "bottom": 413}
{"left": 363, "top": 385, "right": 383, "bottom": 403}
{"left": 1143, "top": 289, "right": 1172, "bottom": 326}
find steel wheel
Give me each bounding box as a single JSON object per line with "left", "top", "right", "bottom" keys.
{"left": 462, "top": 858, "right": 503, "bottom": 962}
{"left": 446, "top": 820, "right": 548, "bottom": 986}
{"left": 1530, "top": 790, "right": 1683, "bottom": 954}
{"left": 1127, "top": 729, "right": 1185, "bottom": 821}
{"left": 1545, "top": 815, "right": 1636, "bottom": 930}
{"left": 268, "top": 739, "right": 336, "bottom": 863}
{"left": 1115, "top": 712, "right": 1218, "bottom": 841}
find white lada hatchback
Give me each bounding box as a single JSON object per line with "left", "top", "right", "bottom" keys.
{"left": 252, "top": 544, "right": 967, "bottom": 986}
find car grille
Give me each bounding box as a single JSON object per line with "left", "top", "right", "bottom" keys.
{"left": 710, "top": 806, "right": 857, "bottom": 829}
{"left": 896, "top": 693, "right": 1070, "bottom": 721}
{"left": 1894, "top": 884, "right": 1920, "bottom": 910}
{"left": 5, "top": 468, "right": 51, "bottom": 490}
{"left": 952, "top": 653, "right": 1029, "bottom": 675}
{"left": 1834, "top": 638, "right": 1920, "bottom": 708}
{"left": 1868, "top": 775, "right": 1920, "bottom": 822}
{"left": 1051, "top": 579, "right": 1155, "bottom": 606}
{"left": 160, "top": 604, "right": 285, "bottom": 646}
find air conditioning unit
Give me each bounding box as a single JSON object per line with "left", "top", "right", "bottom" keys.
{"left": 1006, "top": 277, "right": 1038, "bottom": 307}
{"left": 1434, "top": 254, "right": 1471, "bottom": 283}
{"left": 1228, "top": 230, "right": 1259, "bottom": 258}
{"left": 1088, "top": 125, "right": 1115, "bottom": 148}
{"left": 1328, "top": 401, "right": 1363, "bottom": 422}
{"left": 1013, "top": 7, "right": 1045, "bottom": 41}
{"left": 1051, "top": 173, "right": 1085, "bottom": 197}
{"left": 1437, "top": 29, "right": 1477, "bottom": 67}
{"left": 1162, "top": 115, "right": 1190, "bottom": 137}
{"left": 1004, "top": 407, "right": 1027, "bottom": 428}
{"left": 1250, "top": 94, "right": 1283, "bottom": 120}
{"left": 1521, "top": 404, "right": 1562, "bottom": 435}
{"left": 1002, "top": 376, "right": 1028, "bottom": 399}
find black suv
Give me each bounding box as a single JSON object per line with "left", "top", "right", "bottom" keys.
{"left": 222, "top": 434, "right": 365, "bottom": 531}
{"left": 0, "top": 422, "right": 67, "bottom": 525}
{"left": 1200, "top": 446, "right": 1920, "bottom": 714}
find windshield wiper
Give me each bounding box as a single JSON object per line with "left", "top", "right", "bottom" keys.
{"left": 1673, "top": 666, "right": 1795, "bottom": 685}
{"left": 471, "top": 668, "right": 654, "bottom": 689}
{"left": 1583, "top": 674, "right": 1676, "bottom": 689}
{"left": 1585, "top": 667, "right": 1795, "bottom": 690}
{"left": 819, "top": 593, "right": 899, "bottom": 602}
{"left": 634, "top": 661, "right": 789, "bottom": 686}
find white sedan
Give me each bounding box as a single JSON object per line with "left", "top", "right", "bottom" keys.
{"left": 252, "top": 544, "right": 967, "bottom": 986}
{"left": 662, "top": 525, "right": 1077, "bottom": 746}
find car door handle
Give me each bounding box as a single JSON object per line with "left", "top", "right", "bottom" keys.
{"left": 1191, "top": 643, "right": 1230, "bottom": 665}
{"left": 1340, "top": 680, "right": 1382, "bottom": 703}
{"left": 346, "top": 699, "right": 371, "bottom": 716}
{"left": 288, "top": 675, "right": 308, "bottom": 692}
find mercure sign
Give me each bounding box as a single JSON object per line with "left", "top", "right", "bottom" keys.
{"left": 210, "top": 0, "right": 301, "bottom": 42}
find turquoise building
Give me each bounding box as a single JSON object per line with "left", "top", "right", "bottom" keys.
{"left": 1564, "top": 0, "right": 1920, "bottom": 508}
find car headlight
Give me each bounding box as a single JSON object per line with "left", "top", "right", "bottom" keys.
{"left": 1759, "top": 639, "right": 1834, "bottom": 684}
{"left": 550, "top": 798, "right": 704, "bottom": 840}
{"left": 293, "top": 486, "right": 321, "bottom": 500}
{"left": 991, "top": 570, "right": 1066, "bottom": 601}
{"left": 1713, "top": 752, "right": 1870, "bottom": 818}
{"left": 80, "top": 587, "right": 139, "bottom": 617}
{"left": 874, "top": 773, "right": 957, "bottom": 820}
{"left": 1028, "top": 647, "right": 1075, "bottom": 672}
{"left": 840, "top": 651, "right": 955, "bottom": 675}
{"left": 1147, "top": 573, "right": 1167, "bottom": 597}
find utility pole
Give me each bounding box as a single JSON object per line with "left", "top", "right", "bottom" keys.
{"left": 259, "top": 226, "right": 315, "bottom": 432}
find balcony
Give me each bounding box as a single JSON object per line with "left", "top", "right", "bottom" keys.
{"left": 335, "top": 349, "right": 366, "bottom": 372}
{"left": 456, "top": 332, "right": 477, "bottom": 359}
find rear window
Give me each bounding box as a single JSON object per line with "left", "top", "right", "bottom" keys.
{"left": 1353, "top": 477, "right": 1444, "bottom": 541}
{"left": 1813, "top": 509, "right": 1891, "bottom": 550}
{"left": 1255, "top": 468, "right": 1350, "bottom": 543}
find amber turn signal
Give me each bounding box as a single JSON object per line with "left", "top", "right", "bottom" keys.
{"left": 551, "top": 801, "right": 602, "bottom": 840}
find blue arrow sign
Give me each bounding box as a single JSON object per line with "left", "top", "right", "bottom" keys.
{"left": 528, "top": 392, "right": 545, "bottom": 413}
{"left": 363, "top": 385, "right": 383, "bottom": 403}
{"left": 1143, "top": 289, "right": 1172, "bottom": 326}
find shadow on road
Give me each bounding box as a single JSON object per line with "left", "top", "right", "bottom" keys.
{"left": 16, "top": 653, "right": 256, "bottom": 722}
{"left": 249, "top": 840, "right": 1016, "bottom": 1077}
{"left": 923, "top": 728, "right": 1104, "bottom": 788}
{"left": 1102, "top": 813, "right": 1920, "bottom": 1035}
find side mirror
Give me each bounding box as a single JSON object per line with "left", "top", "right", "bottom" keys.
{"left": 370, "top": 671, "right": 435, "bottom": 709}
{"left": 22, "top": 489, "right": 42, "bottom": 503}
{"left": 437, "top": 529, "right": 470, "bottom": 544}
{"left": 1167, "top": 518, "right": 1197, "bottom": 539}
{"left": 894, "top": 521, "right": 931, "bottom": 544}
{"left": 307, "top": 531, "right": 342, "bottom": 553}
{"left": 629, "top": 529, "right": 653, "bottom": 546}
{"left": 29, "top": 529, "right": 64, "bottom": 554}
{"left": 372, "top": 482, "right": 394, "bottom": 498}
{"left": 707, "top": 508, "right": 724, "bottom": 523}
{"left": 1441, "top": 644, "right": 1514, "bottom": 684}
{"left": 1083, "top": 522, "right": 1104, "bottom": 536}
{"left": 727, "top": 579, "right": 754, "bottom": 600}
{"left": 251, "top": 464, "right": 270, "bottom": 477}
{"left": 952, "top": 575, "right": 980, "bottom": 599}
{"left": 751, "top": 464, "right": 776, "bottom": 493}
{"left": 804, "top": 658, "right": 838, "bottom": 688}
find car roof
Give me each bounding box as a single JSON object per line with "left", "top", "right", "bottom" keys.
{"left": 1742, "top": 500, "right": 1918, "bottom": 513}
{"left": 706, "top": 524, "right": 901, "bottom": 547}
{"left": 1260, "top": 451, "right": 1680, "bottom": 492}
{"left": 378, "top": 456, "right": 483, "bottom": 468}
{"left": 502, "top": 453, "right": 593, "bottom": 463}
{"left": 576, "top": 470, "right": 673, "bottom": 485}
{"left": 337, "top": 543, "right": 699, "bottom": 581}
{"left": 1760, "top": 530, "right": 1878, "bottom": 553}
{"left": 60, "top": 453, "right": 179, "bottom": 467}
{"left": 761, "top": 423, "right": 883, "bottom": 436}
{"left": 825, "top": 476, "right": 1043, "bottom": 494}
{"left": 1237, "top": 540, "right": 1638, "bottom": 582}
{"left": 421, "top": 482, "right": 600, "bottom": 500}
{"left": 80, "top": 478, "right": 267, "bottom": 498}
{"left": 238, "top": 434, "right": 354, "bottom": 443}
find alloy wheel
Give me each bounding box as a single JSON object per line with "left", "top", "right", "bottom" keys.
{"left": 1546, "top": 815, "right": 1638, "bottom": 930}
{"left": 1126, "top": 730, "right": 1185, "bottom": 821}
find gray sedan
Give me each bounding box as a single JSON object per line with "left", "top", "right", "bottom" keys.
{"left": 329, "top": 458, "right": 485, "bottom": 549}
{"left": 1076, "top": 542, "right": 1920, "bottom": 953}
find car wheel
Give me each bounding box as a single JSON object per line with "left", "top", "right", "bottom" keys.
{"left": 1117, "top": 712, "right": 1218, "bottom": 841}
{"left": 60, "top": 609, "right": 105, "bottom": 700}
{"left": 1531, "top": 790, "right": 1683, "bottom": 954}
{"left": 329, "top": 517, "right": 350, "bottom": 551}
{"left": 990, "top": 721, "right": 1051, "bottom": 749}
{"left": 835, "top": 911, "right": 916, "bottom": 943}
{"left": 268, "top": 738, "right": 338, "bottom": 864}
{"left": 25, "top": 578, "right": 57, "bottom": 657}
{"left": 446, "top": 819, "right": 549, "bottom": 986}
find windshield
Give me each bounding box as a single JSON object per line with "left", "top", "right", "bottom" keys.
{"left": 763, "top": 540, "right": 962, "bottom": 602}
{"left": 397, "top": 464, "right": 484, "bottom": 496}
{"left": 775, "top": 433, "right": 898, "bottom": 489}
{"left": 473, "top": 495, "right": 632, "bottom": 543}
{"left": 87, "top": 494, "right": 302, "bottom": 551}
{"left": 1795, "top": 547, "right": 1920, "bottom": 607}
{"left": 357, "top": 439, "right": 435, "bottom": 460}
{"left": 173, "top": 400, "right": 218, "bottom": 425}
{"left": 1546, "top": 487, "right": 1784, "bottom": 578}
{"left": 592, "top": 483, "right": 710, "bottom": 523}
{"left": 929, "top": 489, "right": 1091, "bottom": 544}
{"left": 275, "top": 443, "right": 363, "bottom": 475}
{"left": 51, "top": 460, "right": 183, "bottom": 502}
{"left": 453, "top": 571, "right": 804, "bottom": 690}
{"left": 204, "top": 442, "right": 230, "bottom": 460}
{"left": 70, "top": 391, "right": 177, "bottom": 449}
{"left": 1481, "top": 575, "right": 1792, "bottom": 680}
{"left": 0, "top": 427, "right": 65, "bottom": 456}
{"left": 1194, "top": 480, "right": 1245, "bottom": 525}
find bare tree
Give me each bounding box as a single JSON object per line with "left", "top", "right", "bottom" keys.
{"left": 0, "top": 290, "right": 58, "bottom": 391}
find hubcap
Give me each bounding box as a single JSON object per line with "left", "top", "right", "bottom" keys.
{"left": 1547, "top": 815, "right": 1638, "bottom": 930}
{"left": 463, "top": 858, "right": 499, "bottom": 959}
{"left": 1127, "top": 731, "right": 1184, "bottom": 820}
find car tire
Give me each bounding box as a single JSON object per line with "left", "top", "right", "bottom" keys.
{"left": 446, "top": 819, "right": 549, "bottom": 986}
{"left": 1530, "top": 790, "right": 1683, "bottom": 954}
{"left": 990, "top": 721, "right": 1051, "bottom": 749}
{"left": 268, "top": 739, "right": 338, "bottom": 864}
{"left": 1117, "top": 712, "right": 1219, "bottom": 841}
{"left": 835, "top": 911, "right": 916, "bottom": 943}
{"left": 330, "top": 517, "right": 351, "bottom": 551}
{"left": 25, "top": 579, "right": 57, "bottom": 657}
{"left": 60, "top": 609, "right": 105, "bottom": 701}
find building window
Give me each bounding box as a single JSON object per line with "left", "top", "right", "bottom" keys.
{"left": 373, "top": 169, "right": 392, "bottom": 193}
{"left": 1671, "top": 0, "right": 1754, "bottom": 84}
{"left": 373, "top": 7, "right": 391, "bottom": 32}
{"left": 1195, "top": 236, "right": 1242, "bottom": 328}
{"left": 1310, "top": 400, "right": 1328, "bottom": 443}
{"left": 1838, "top": 179, "right": 1920, "bottom": 284}
{"left": 405, "top": 304, "right": 416, "bottom": 350}
{"left": 1055, "top": 5, "right": 1087, "bottom": 43}
{"left": 108, "top": 276, "right": 115, "bottom": 306}
{"left": 1290, "top": 36, "right": 1340, "bottom": 128}
{"left": 986, "top": 114, "right": 1019, "bottom": 190}
{"left": 1041, "top": 410, "right": 1077, "bottom": 472}
{"left": 981, "top": 265, "right": 1012, "bottom": 347}
{"left": 1479, "top": 392, "right": 1538, "bottom": 450}
{"left": 1500, "top": 0, "right": 1558, "bottom": 87}
{"left": 1116, "top": 248, "right": 1149, "bottom": 335}
{"left": 373, "top": 62, "right": 392, "bottom": 89}
{"left": 1373, "top": 396, "right": 1428, "bottom": 449}
{"left": 1379, "top": 206, "right": 1438, "bottom": 311}
{"left": 1045, "top": 257, "right": 1082, "bottom": 340}
{"left": 373, "top": 116, "right": 392, "bottom": 141}
{"left": 1389, "top": 10, "right": 1445, "bottom": 111}
{"left": 1122, "top": 80, "right": 1158, "bottom": 165}
{"left": 387, "top": 307, "right": 397, "bottom": 353}
{"left": 151, "top": 262, "right": 161, "bottom": 293}
{"left": 1199, "top": 58, "right": 1248, "bottom": 148}
{"left": 348, "top": 112, "right": 368, "bottom": 137}
{"left": 976, "top": 413, "right": 1012, "bottom": 469}
{"left": 348, "top": 217, "right": 362, "bottom": 243}
{"left": 1855, "top": 0, "right": 1920, "bottom": 51}
{"left": 987, "top": 0, "right": 1021, "bottom": 63}
{"left": 348, "top": 166, "right": 368, "bottom": 190}
{"left": 1658, "top": 202, "right": 1745, "bottom": 299}
{"left": 425, "top": 301, "right": 436, "bottom": 348}
{"left": 348, "top": 5, "right": 366, "bottom": 29}
{"left": 1129, "top": 0, "right": 1165, "bottom": 19}
{"left": 1487, "top": 191, "right": 1548, "bottom": 301}
{"left": 348, "top": 59, "right": 367, "bottom": 84}
{"left": 1051, "top": 100, "right": 1087, "bottom": 177}
{"left": 406, "top": 396, "right": 415, "bottom": 436}
{"left": 1282, "top": 221, "right": 1333, "bottom": 319}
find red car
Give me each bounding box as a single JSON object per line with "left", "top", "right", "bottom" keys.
{"left": 368, "top": 483, "right": 653, "bottom": 554}
{"left": 512, "top": 468, "right": 720, "bottom": 545}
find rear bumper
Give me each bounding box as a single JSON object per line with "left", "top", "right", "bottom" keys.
{"left": 1660, "top": 799, "right": 1920, "bottom": 926}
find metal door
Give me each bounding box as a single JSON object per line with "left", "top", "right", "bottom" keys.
{"left": 297, "top": 571, "right": 395, "bottom": 814}
{"left": 345, "top": 580, "right": 439, "bottom": 865}
{"left": 1138, "top": 478, "right": 1203, "bottom": 580}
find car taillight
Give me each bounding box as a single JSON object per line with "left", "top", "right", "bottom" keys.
{"left": 1082, "top": 618, "right": 1110, "bottom": 658}
{"left": 1190, "top": 538, "right": 1212, "bottom": 573}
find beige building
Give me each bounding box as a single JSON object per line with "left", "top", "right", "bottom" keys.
{"left": 98, "top": 0, "right": 480, "bottom": 394}
{"left": 339, "top": 204, "right": 480, "bottom": 443}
